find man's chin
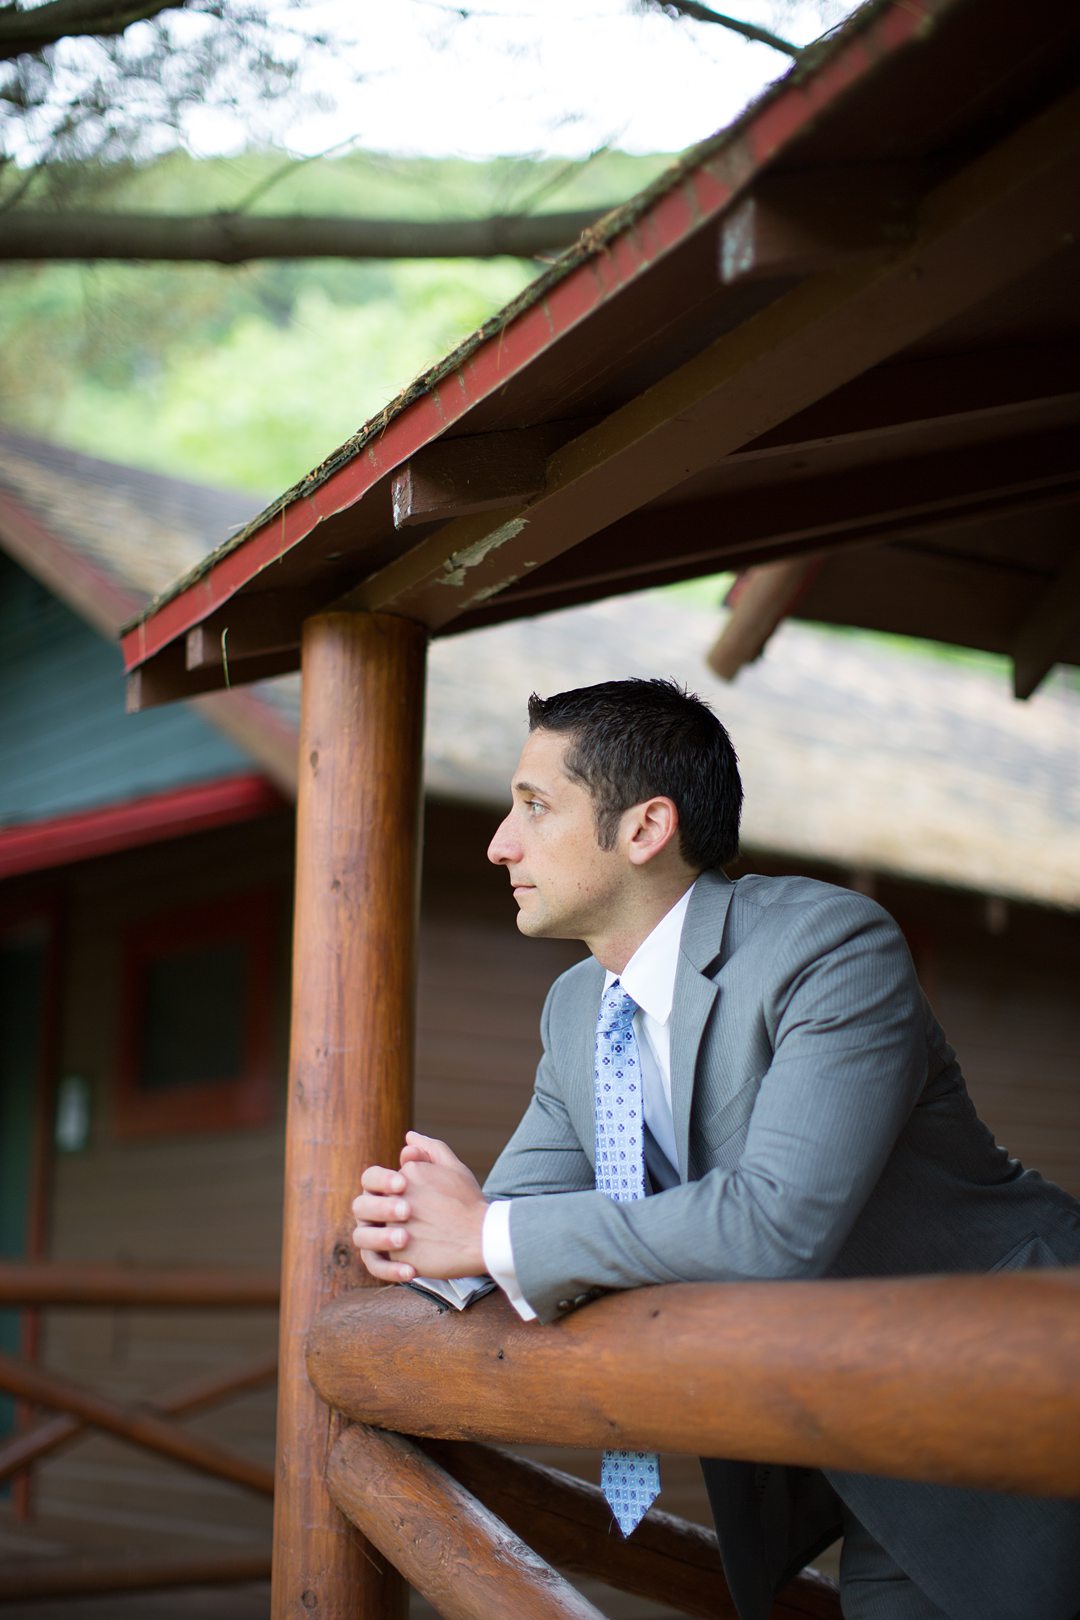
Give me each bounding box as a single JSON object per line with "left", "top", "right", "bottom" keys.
{"left": 513, "top": 896, "right": 551, "bottom": 937}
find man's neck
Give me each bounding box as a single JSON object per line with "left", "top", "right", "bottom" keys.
{"left": 587, "top": 877, "right": 697, "bottom": 975}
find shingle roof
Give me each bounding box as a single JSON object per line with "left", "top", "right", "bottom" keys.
{"left": 2, "top": 430, "right": 1076, "bottom": 908}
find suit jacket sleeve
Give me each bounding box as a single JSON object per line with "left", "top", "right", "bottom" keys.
{"left": 504, "top": 892, "right": 928, "bottom": 1323}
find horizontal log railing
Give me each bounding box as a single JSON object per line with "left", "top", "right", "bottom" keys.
{"left": 0, "top": 1350, "right": 277, "bottom": 1486}
{"left": 0, "top": 1261, "right": 280, "bottom": 1307}
{"left": 308, "top": 1269, "right": 1080, "bottom": 1498}
{"left": 420, "top": 1439, "right": 841, "bottom": 1619}
{"left": 0, "top": 1552, "right": 272, "bottom": 1605}
{"left": 0, "top": 1262, "right": 278, "bottom": 1605}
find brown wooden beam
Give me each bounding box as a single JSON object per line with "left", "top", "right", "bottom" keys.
{"left": 1011, "top": 546, "right": 1080, "bottom": 699}
{"left": 706, "top": 558, "right": 820, "bottom": 680}
{"left": 271, "top": 612, "right": 426, "bottom": 1620}
{"left": 456, "top": 454, "right": 1080, "bottom": 631}
{"left": 719, "top": 164, "right": 921, "bottom": 284}
{"left": 0, "top": 1351, "right": 273, "bottom": 1495}
{"left": 127, "top": 642, "right": 299, "bottom": 712}
{"left": 327, "top": 1423, "right": 606, "bottom": 1620}
{"left": 0, "top": 1351, "right": 276, "bottom": 1487}
{"left": 308, "top": 1271, "right": 1080, "bottom": 1497}
{"left": 0, "top": 1553, "right": 271, "bottom": 1603}
{"left": 739, "top": 344, "right": 1080, "bottom": 459}
{"left": 790, "top": 530, "right": 1080, "bottom": 664}
{"left": 424, "top": 1440, "right": 840, "bottom": 1619}
{"left": 337, "top": 86, "right": 1080, "bottom": 634}
{"left": 0, "top": 1261, "right": 279, "bottom": 1307}
{"left": 185, "top": 588, "right": 327, "bottom": 672}
{"left": 392, "top": 430, "right": 551, "bottom": 529}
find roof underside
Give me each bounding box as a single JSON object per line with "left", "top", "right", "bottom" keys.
{"left": 123, "top": 0, "right": 1080, "bottom": 708}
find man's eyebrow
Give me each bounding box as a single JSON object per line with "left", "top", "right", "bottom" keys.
{"left": 512, "top": 778, "right": 548, "bottom": 797}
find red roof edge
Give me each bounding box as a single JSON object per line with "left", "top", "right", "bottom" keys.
{"left": 120, "top": 0, "right": 944, "bottom": 675}
{"left": 0, "top": 774, "right": 286, "bottom": 881}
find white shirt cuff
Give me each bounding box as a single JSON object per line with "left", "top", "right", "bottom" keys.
{"left": 481, "top": 1199, "right": 537, "bottom": 1322}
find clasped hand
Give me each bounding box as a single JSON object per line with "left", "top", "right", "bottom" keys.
{"left": 351, "top": 1130, "right": 488, "bottom": 1283}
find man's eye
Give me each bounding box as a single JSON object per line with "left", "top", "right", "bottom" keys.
{"left": 526, "top": 800, "right": 545, "bottom": 816}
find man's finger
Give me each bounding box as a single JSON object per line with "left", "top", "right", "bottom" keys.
{"left": 401, "top": 1130, "right": 461, "bottom": 1168}
{"left": 351, "top": 1222, "right": 410, "bottom": 1253}
{"left": 358, "top": 1248, "right": 415, "bottom": 1283}
{"left": 351, "top": 1191, "right": 410, "bottom": 1222}
{"left": 360, "top": 1164, "right": 407, "bottom": 1195}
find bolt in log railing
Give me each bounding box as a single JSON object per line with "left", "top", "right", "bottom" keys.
{"left": 304, "top": 1269, "right": 1080, "bottom": 1620}
{"left": 0, "top": 1260, "right": 278, "bottom": 1606}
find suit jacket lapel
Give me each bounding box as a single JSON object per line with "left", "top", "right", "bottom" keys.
{"left": 671, "top": 871, "right": 735, "bottom": 1180}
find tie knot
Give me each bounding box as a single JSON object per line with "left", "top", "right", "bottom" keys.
{"left": 598, "top": 983, "right": 637, "bottom": 1035}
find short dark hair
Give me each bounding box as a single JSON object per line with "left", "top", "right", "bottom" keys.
{"left": 527, "top": 678, "right": 742, "bottom": 870}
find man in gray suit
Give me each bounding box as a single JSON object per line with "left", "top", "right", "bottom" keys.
{"left": 353, "top": 678, "right": 1080, "bottom": 1620}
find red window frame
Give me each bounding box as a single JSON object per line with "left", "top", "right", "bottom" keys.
{"left": 114, "top": 891, "right": 275, "bottom": 1138}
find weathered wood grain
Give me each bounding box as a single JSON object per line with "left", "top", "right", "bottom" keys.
{"left": 425, "top": 1439, "right": 840, "bottom": 1619}
{"left": 271, "top": 612, "right": 426, "bottom": 1620}
{"left": 308, "top": 1271, "right": 1080, "bottom": 1496}
{"left": 327, "top": 1423, "right": 606, "bottom": 1620}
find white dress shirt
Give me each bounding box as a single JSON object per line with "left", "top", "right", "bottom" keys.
{"left": 482, "top": 883, "right": 696, "bottom": 1321}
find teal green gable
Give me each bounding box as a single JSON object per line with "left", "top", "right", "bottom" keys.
{"left": 0, "top": 554, "right": 254, "bottom": 829}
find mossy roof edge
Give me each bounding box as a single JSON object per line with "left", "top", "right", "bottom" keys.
{"left": 120, "top": 0, "right": 893, "bottom": 639}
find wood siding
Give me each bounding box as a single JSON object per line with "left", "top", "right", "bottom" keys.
{"left": 0, "top": 556, "right": 249, "bottom": 829}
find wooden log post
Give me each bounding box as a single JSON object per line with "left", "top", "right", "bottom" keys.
{"left": 272, "top": 612, "right": 427, "bottom": 1620}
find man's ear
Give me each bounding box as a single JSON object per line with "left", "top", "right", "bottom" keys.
{"left": 623, "top": 797, "right": 680, "bottom": 866}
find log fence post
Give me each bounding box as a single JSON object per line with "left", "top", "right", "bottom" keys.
{"left": 271, "top": 612, "right": 426, "bottom": 1620}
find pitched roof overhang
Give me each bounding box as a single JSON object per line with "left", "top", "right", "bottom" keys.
{"left": 121, "top": 0, "right": 1080, "bottom": 708}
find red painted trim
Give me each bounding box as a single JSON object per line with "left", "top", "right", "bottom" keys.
{"left": 114, "top": 890, "right": 277, "bottom": 1139}
{"left": 121, "top": 0, "right": 944, "bottom": 674}
{"left": 0, "top": 775, "right": 286, "bottom": 881}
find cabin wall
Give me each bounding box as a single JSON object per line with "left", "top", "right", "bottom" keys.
{"left": 0, "top": 555, "right": 251, "bottom": 829}
{"left": 3, "top": 801, "right": 1077, "bottom": 1558}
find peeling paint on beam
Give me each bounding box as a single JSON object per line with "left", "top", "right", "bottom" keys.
{"left": 437, "top": 519, "right": 528, "bottom": 587}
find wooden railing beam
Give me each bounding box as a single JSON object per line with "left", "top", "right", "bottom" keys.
{"left": 327, "top": 1423, "right": 606, "bottom": 1620}
{"left": 0, "top": 1351, "right": 276, "bottom": 1486}
{"left": 0, "top": 1351, "right": 272, "bottom": 1496}
{"left": 0, "top": 1261, "right": 279, "bottom": 1307}
{"left": 272, "top": 611, "right": 426, "bottom": 1620}
{"left": 0, "top": 1552, "right": 271, "bottom": 1603}
{"left": 425, "top": 1440, "right": 840, "bottom": 1619}
{"left": 308, "top": 1272, "right": 1080, "bottom": 1497}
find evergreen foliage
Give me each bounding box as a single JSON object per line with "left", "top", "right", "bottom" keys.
{"left": 0, "top": 147, "right": 671, "bottom": 493}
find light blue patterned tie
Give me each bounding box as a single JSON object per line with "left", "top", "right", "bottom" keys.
{"left": 594, "top": 982, "right": 660, "bottom": 1536}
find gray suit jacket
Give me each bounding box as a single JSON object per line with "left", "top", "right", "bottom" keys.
{"left": 484, "top": 871, "right": 1080, "bottom": 1620}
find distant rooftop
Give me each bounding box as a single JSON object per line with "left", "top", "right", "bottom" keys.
{"left": 2, "top": 427, "right": 1077, "bottom": 908}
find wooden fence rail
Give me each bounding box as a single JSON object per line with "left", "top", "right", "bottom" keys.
{"left": 0, "top": 1351, "right": 277, "bottom": 1486}
{"left": 0, "top": 1351, "right": 273, "bottom": 1495}
{"left": 0, "top": 1261, "right": 279, "bottom": 1307}
{"left": 422, "top": 1439, "right": 840, "bottom": 1619}
{"left": 307, "top": 1269, "right": 1080, "bottom": 1497}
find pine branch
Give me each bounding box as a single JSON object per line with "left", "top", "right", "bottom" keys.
{"left": 0, "top": 205, "right": 616, "bottom": 262}
{"left": 0, "top": 0, "right": 187, "bottom": 61}
{"left": 642, "top": 0, "right": 802, "bottom": 58}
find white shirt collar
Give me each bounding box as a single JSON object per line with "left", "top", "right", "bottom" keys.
{"left": 603, "top": 881, "right": 696, "bottom": 1025}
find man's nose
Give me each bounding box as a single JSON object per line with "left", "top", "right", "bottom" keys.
{"left": 487, "top": 813, "right": 519, "bottom": 866}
